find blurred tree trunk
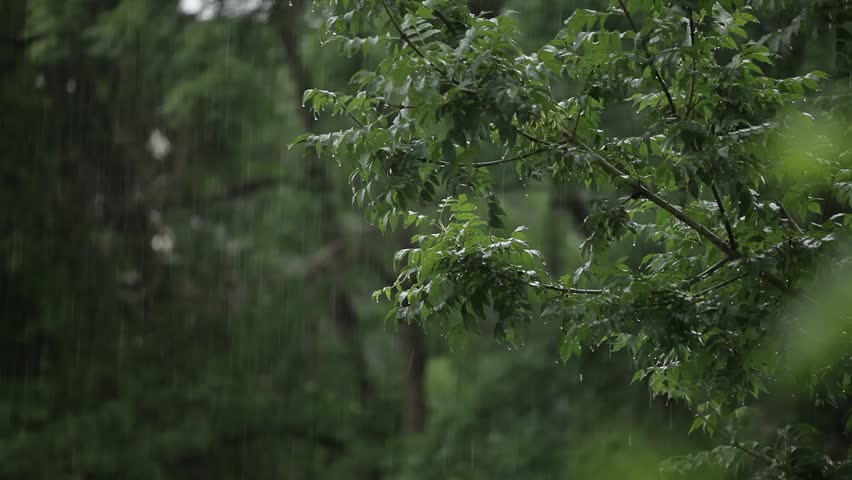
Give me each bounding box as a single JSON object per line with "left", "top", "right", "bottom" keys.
{"left": 275, "top": 2, "right": 315, "bottom": 130}
{"left": 273, "top": 0, "right": 378, "bottom": 402}
{"left": 400, "top": 323, "right": 426, "bottom": 433}
{"left": 273, "top": 12, "right": 383, "bottom": 480}
{"left": 544, "top": 185, "right": 589, "bottom": 277}
{"left": 273, "top": 0, "right": 431, "bottom": 439}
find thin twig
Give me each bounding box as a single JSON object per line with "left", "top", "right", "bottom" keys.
{"left": 513, "top": 126, "right": 556, "bottom": 147}
{"left": 347, "top": 112, "right": 366, "bottom": 128}
{"left": 685, "top": 9, "right": 698, "bottom": 119}
{"left": 687, "top": 257, "right": 732, "bottom": 286}
{"left": 731, "top": 441, "right": 778, "bottom": 467}
{"left": 717, "top": 431, "right": 806, "bottom": 479}
{"left": 617, "top": 0, "right": 678, "bottom": 117}
{"left": 381, "top": 1, "right": 426, "bottom": 59}
{"left": 540, "top": 283, "right": 605, "bottom": 295}
{"left": 694, "top": 273, "right": 746, "bottom": 297}
{"left": 569, "top": 96, "right": 585, "bottom": 136}
{"left": 711, "top": 182, "right": 737, "bottom": 249}
{"left": 379, "top": 100, "right": 417, "bottom": 109}
{"left": 380, "top": 0, "right": 449, "bottom": 78}
{"left": 779, "top": 204, "right": 804, "bottom": 234}
{"left": 633, "top": 273, "right": 746, "bottom": 308}
{"left": 496, "top": 270, "right": 605, "bottom": 296}
{"left": 438, "top": 148, "right": 548, "bottom": 168}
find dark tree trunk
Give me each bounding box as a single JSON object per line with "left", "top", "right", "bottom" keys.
{"left": 399, "top": 323, "right": 427, "bottom": 433}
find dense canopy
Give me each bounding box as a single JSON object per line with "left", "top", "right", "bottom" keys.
{"left": 302, "top": 0, "right": 852, "bottom": 477}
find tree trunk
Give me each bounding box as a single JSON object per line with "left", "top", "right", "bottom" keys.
{"left": 399, "top": 323, "right": 426, "bottom": 433}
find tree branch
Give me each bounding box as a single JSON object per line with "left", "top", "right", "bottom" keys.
{"left": 347, "top": 112, "right": 366, "bottom": 128}
{"left": 540, "top": 283, "right": 605, "bottom": 295}
{"left": 514, "top": 126, "right": 556, "bottom": 147}
{"left": 379, "top": 99, "right": 416, "bottom": 109}
{"left": 373, "top": 3, "right": 797, "bottom": 296}
{"left": 578, "top": 141, "right": 739, "bottom": 257}
{"left": 617, "top": 0, "right": 678, "bottom": 117}
{"left": 511, "top": 126, "right": 738, "bottom": 255}
{"left": 380, "top": 0, "right": 449, "bottom": 78}
{"left": 687, "top": 257, "right": 732, "bottom": 286}
{"left": 711, "top": 182, "right": 737, "bottom": 249}
{"left": 717, "top": 431, "right": 806, "bottom": 480}
{"left": 694, "top": 273, "right": 746, "bottom": 297}
{"left": 494, "top": 268, "right": 605, "bottom": 295}
{"left": 779, "top": 203, "right": 804, "bottom": 234}
{"left": 634, "top": 272, "right": 745, "bottom": 308}
{"left": 438, "top": 148, "right": 548, "bottom": 168}
{"left": 511, "top": 127, "right": 801, "bottom": 293}
{"left": 685, "top": 9, "right": 698, "bottom": 119}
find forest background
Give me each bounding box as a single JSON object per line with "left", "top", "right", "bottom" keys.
{"left": 1, "top": 0, "right": 850, "bottom": 479}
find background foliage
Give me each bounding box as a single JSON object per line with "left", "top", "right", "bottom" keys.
{"left": 1, "top": 0, "right": 850, "bottom": 479}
